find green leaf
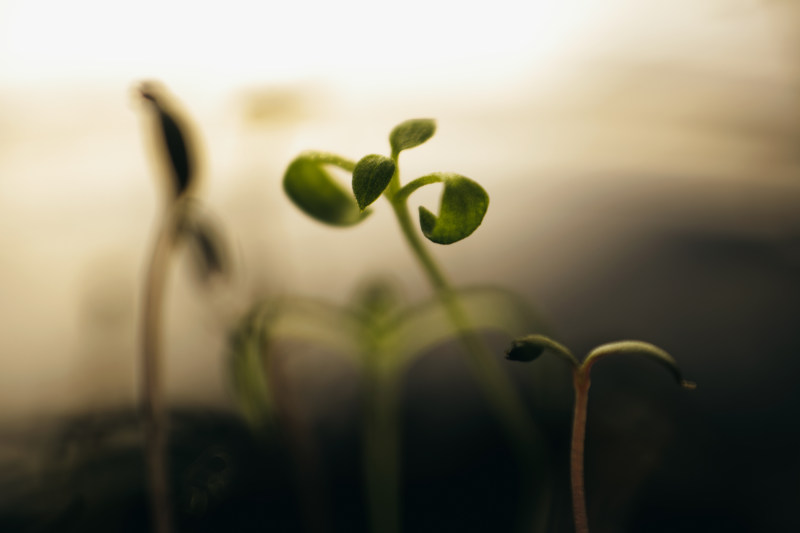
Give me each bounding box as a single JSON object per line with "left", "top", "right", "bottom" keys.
{"left": 389, "top": 119, "right": 436, "bottom": 155}
{"left": 417, "top": 173, "right": 489, "bottom": 244}
{"left": 352, "top": 154, "right": 396, "bottom": 210}
{"left": 283, "top": 152, "right": 367, "bottom": 226}
{"left": 583, "top": 340, "right": 697, "bottom": 389}
{"left": 506, "top": 334, "right": 579, "bottom": 367}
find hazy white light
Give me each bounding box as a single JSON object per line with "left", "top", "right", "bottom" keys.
{"left": 0, "top": 0, "right": 595, "bottom": 90}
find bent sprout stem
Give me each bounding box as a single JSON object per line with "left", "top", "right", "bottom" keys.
{"left": 137, "top": 81, "right": 222, "bottom": 533}
{"left": 506, "top": 336, "right": 695, "bottom": 533}
{"left": 141, "top": 205, "right": 179, "bottom": 533}
{"left": 570, "top": 368, "right": 591, "bottom": 533}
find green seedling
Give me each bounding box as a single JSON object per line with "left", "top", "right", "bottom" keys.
{"left": 136, "top": 81, "right": 229, "bottom": 533}
{"left": 229, "top": 279, "right": 541, "bottom": 533}
{"left": 282, "top": 121, "right": 527, "bottom": 432}
{"left": 281, "top": 119, "right": 545, "bottom": 532}
{"left": 506, "top": 335, "right": 696, "bottom": 533}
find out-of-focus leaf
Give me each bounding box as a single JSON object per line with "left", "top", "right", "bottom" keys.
{"left": 583, "top": 341, "right": 697, "bottom": 389}
{"left": 376, "top": 286, "right": 547, "bottom": 372}
{"left": 283, "top": 152, "right": 367, "bottom": 226}
{"left": 158, "top": 109, "right": 192, "bottom": 198}
{"left": 261, "top": 297, "right": 364, "bottom": 359}
{"left": 389, "top": 119, "right": 436, "bottom": 155}
{"left": 351, "top": 276, "right": 404, "bottom": 325}
{"left": 352, "top": 154, "right": 396, "bottom": 210}
{"left": 227, "top": 297, "right": 366, "bottom": 429}
{"left": 228, "top": 305, "right": 274, "bottom": 428}
{"left": 187, "top": 224, "right": 226, "bottom": 281}
{"left": 416, "top": 173, "right": 489, "bottom": 244}
{"left": 177, "top": 211, "right": 230, "bottom": 284}
{"left": 138, "top": 81, "right": 195, "bottom": 199}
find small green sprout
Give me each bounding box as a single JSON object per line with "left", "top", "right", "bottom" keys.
{"left": 283, "top": 118, "right": 489, "bottom": 245}
{"left": 282, "top": 118, "right": 543, "bottom": 533}
{"left": 507, "top": 335, "right": 695, "bottom": 533}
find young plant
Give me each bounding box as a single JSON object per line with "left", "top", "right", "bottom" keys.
{"left": 229, "top": 279, "right": 540, "bottom": 533}
{"left": 136, "top": 81, "right": 228, "bottom": 533}
{"left": 283, "top": 119, "right": 535, "bottom": 437}
{"left": 282, "top": 119, "right": 544, "bottom": 532}
{"left": 506, "top": 335, "right": 696, "bottom": 533}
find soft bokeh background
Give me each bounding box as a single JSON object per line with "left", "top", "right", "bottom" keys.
{"left": 1, "top": 1, "right": 798, "bottom": 531}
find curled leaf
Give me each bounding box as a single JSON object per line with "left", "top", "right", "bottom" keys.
{"left": 138, "top": 81, "right": 196, "bottom": 199}
{"left": 389, "top": 119, "right": 436, "bottom": 155}
{"left": 352, "top": 154, "right": 396, "bottom": 210}
{"left": 416, "top": 173, "right": 489, "bottom": 244}
{"left": 283, "top": 152, "right": 368, "bottom": 226}
{"left": 583, "top": 340, "right": 696, "bottom": 389}
{"left": 506, "top": 334, "right": 579, "bottom": 367}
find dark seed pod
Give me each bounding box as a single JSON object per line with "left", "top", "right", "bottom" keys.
{"left": 505, "top": 340, "right": 544, "bottom": 362}
{"left": 138, "top": 81, "right": 195, "bottom": 199}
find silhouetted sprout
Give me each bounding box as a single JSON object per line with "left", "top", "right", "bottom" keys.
{"left": 138, "top": 80, "right": 196, "bottom": 199}
{"left": 507, "top": 334, "right": 695, "bottom": 533}
{"left": 135, "top": 81, "right": 229, "bottom": 533}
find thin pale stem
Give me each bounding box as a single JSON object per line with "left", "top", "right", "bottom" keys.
{"left": 570, "top": 369, "right": 591, "bottom": 533}
{"left": 141, "top": 208, "right": 177, "bottom": 533}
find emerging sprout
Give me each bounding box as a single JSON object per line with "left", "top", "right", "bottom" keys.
{"left": 507, "top": 334, "right": 695, "bottom": 533}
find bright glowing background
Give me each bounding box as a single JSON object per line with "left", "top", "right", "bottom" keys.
{"left": 0, "top": 0, "right": 797, "bottom": 418}
{"left": 0, "top": 0, "right": 597, "bottom": 93}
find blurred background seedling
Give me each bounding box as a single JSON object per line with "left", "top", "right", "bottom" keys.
{"left": 229, "top": 275, "right": 545, "bottom": 533}
{"left": 136, "top": 81, "right": 231, "bottom": 533}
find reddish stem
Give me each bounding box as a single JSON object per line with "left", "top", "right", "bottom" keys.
{"left": 571, "top": 369, "right": 591, "bottom": 533}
